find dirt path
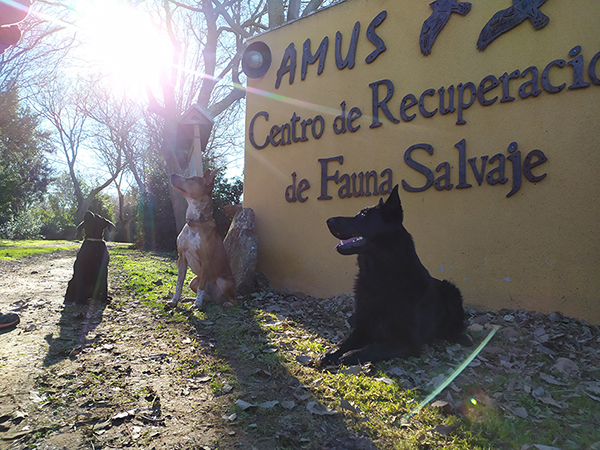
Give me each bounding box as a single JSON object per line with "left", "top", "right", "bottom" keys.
{"left": 0, "top": 250, "right": 77, "bottom": 388}
{"left": 0, "top": 250, "right": 79, "bottom": 447}
{"left": 0, "top": 249, "right": 373, "bottom": 450}
{"left": 0, "top": 249, "right": 231, "bottom": 450}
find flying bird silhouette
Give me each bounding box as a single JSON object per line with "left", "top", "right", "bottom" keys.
{"left": 477, "top": 0, "right": 549, "bottom": 51}
{"left": 420, "top": 0, "right": 472, "bottom": 56}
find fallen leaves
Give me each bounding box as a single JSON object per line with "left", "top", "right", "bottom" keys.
{"left": 28, "top": 391, "right": 46, "bottom": 404}
{"left": 222, "top": 412, "right": 237, "bottom": 422}
{"left": 502, "top": 402, "right": 528, "bottom": 419}
{"left": 553, "top": 357, "right": 579, "bottom": 377}
{"left": 429, "top": 423, "right": 456, "bottom": 436}
{"left": 234, "top": 399, "right": 256, "bottom": 411}
{"left": 259, "top": 400, "right": 279, "bottom": 409}
{"left": 10, "top": 250, "right": 600, "bottom": 450}
{"left": 112, "top": 409, "right": 136, "bottom": 420}
{"left": 531, "top": 386, "right": 566, "bottom": 409}
{"left": 339, "top": 398, "right": 362, "bottom": 415}
{"left": 280, "top": 400, "right": 296, "bottom": 410}
{"left": 306, "top": 401, "right": 337, "bottom": 415}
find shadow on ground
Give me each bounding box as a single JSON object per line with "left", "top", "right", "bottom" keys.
{"left": 43, "top": 299, "right": 109, "bottom": 367}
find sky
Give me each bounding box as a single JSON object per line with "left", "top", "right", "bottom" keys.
{"left": 39, "top": 0, "right": 244, "bottom": 194}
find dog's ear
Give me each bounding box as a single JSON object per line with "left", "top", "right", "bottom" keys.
{"left": 76, "top": 220, "right": 85, "bottom": 237}
{"left": 203, "top": 170, "right": 216, "bottom": 191}
{"left": 382, "top": 185, "right": 403, "bottom": 221}
{"left": 103, "top": 218, "right": 115, "bottom": 232}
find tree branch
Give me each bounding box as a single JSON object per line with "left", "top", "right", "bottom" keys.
{"left": 302, "top": 0, "right": 325, "bottom": 17}
{"left": 210, "top": 0, "right": 251, "bottom": 38}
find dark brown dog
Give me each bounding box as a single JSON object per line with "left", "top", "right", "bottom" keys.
{"left": 65, "top": 211, "right": 114, "bottom": 304}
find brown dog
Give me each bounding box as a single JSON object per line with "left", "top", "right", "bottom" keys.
{"left": 167, "top": 171, "right": 237, "bottom": 309}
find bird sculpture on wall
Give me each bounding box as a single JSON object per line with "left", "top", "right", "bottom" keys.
{"left": 477, "top": 0, "right": 549, "bottom": 51}
{"left": 420, "top": 0, "right": 472, "bottom": 56}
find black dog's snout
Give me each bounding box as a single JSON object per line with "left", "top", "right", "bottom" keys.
{"left": 327, "top": 217, "right": 343, "bottom": 238}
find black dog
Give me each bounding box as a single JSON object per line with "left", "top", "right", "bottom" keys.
{"left": 319, "top": 185, "right": 470, "bottom": 366}
{"left": 65, "top": 211, "right": 114, "bottom": 304}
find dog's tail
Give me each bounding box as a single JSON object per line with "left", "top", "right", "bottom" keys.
{"left": 436, "top": 280, "right": 471, "bottom": 345}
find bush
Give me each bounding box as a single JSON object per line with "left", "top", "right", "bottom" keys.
{"left": 213, "top": 171, "right": 243, "bottom": 239}
{"left": 0, "top": 208, "right": 43, "bottom": 240}
{"left": 136, "top": 170, "right": 177, "bottom": 252}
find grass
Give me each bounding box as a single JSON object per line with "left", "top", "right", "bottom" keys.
{"left": 0, "top": 239, "right": 74, "bottom": 248}
{"left": 107, "top": 246, "right": 497, "bottom": 449}
{"left": 0, "top": 239, "right": 79, "bottom": 259}
{"left": 12, "top": 242, "right": 599, "bottom": 449}
{"left": 115, "top": 247, "right": 600, "bottom": 449}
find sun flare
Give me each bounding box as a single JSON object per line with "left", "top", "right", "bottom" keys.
{"left": 75, "top": 0, "right": 172, "bottom": 93}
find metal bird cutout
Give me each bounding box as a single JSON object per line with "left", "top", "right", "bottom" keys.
{"left": 420, "top": 0, "right": 472, "bottom": 56}
{"left": 477, "top": 0, "right": 549, "bottom": 51}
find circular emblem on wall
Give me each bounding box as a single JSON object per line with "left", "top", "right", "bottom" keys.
{"left": 242, "top": 41, "right": 272, "bottom": 79}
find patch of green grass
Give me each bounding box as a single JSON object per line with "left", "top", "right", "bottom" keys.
{"left": 0, "top": 239, "right": 73, "bottom": 248}
{"left": 109, "top": 247, "right": 194, "bottom": 307}
{"left": 0, "top": 239, "right": 79, "bottom": 259}
{"left": 293, "top": 337, "right": 327, "bottom": 355}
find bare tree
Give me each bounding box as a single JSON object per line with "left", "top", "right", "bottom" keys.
{"left": 19, "top": 1, "right": 336, "bottom": 234}
{"left": 86, "top": 86, "right": 148, "bottom": 193}
{"left": 84, "top": 84, "right": 156, "bottom": 239}
{"left": 145, "top": 0, "right": 337, "bottom": 232}
{"left": 0, "top": 1, "right": 76, "bottom": 94}
{"left": 267, "top": 0, "right": 333, "bottom": 27}
{"left": 31, "top": 76, "right": 127, "bottom": 222}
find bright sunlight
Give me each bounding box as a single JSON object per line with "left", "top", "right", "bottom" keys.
{"left": 74, "top": 0, "right": 173, "bottom": 94}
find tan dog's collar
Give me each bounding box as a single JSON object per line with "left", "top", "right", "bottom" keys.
{"left": 187, "top": 216, "right": 213, "bottom": 225}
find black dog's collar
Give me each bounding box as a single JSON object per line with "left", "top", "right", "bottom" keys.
{"left": 84, "top": 238, "right": 104, "bottom": 242}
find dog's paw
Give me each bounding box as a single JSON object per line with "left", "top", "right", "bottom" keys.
{"left": 456, "top": 333, "right": 474, "bottom": 347}
{"left": 191, "top": 300, "right": 204, "bottom": 310}
{"left": 316, "top": 350, "right": 341, "bottom": 369}
{"left": 165, "top": 301, "right": 177, "bottom": 310}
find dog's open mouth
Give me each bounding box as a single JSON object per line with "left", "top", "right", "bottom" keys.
{"left": 335, "top": 236, "right": 365, "bottom": 252}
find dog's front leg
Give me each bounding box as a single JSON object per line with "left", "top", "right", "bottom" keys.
{"left": 192, "top": 289, "right": 205, "bottom": 309}
{"left": 317, "top": 329, "right": 368, "bottom": 367}
{"left": 338, "top": 343, "right": 419, "bottom": 366}
{"left": 191, "top": 268, "right": 208, "bottom": 310}
{"left": 168, "top": 258, "right": 188, "bottom": 308}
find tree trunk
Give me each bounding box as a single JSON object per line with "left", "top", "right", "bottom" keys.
{"left": 267, "top": 0, "right": 285, "bottom": 27}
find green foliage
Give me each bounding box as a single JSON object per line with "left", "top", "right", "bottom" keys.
{"left": 212, "top": 169, "right": 243, "bottom": 238}
{"left": 38, "top": 172, "right": 114, "bottom": 240}
{"left": 0, "top": 86, "right": 53, "bottom": 234}
{"left": 0, "top": 207, "right": 43, "bottom": 239}
{"left": 87, "top": 190, "right": 114, "bottom": 224}
{"left": 136, "top": 166, "right": 178, "bottom": 252}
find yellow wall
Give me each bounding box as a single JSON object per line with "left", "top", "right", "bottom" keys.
{"left": 244, "top": 0, "right": 600, "bottom": 323}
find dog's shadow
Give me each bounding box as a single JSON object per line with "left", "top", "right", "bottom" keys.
{"left": 43, "top": 299, "right": 108, "bottom": 366}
